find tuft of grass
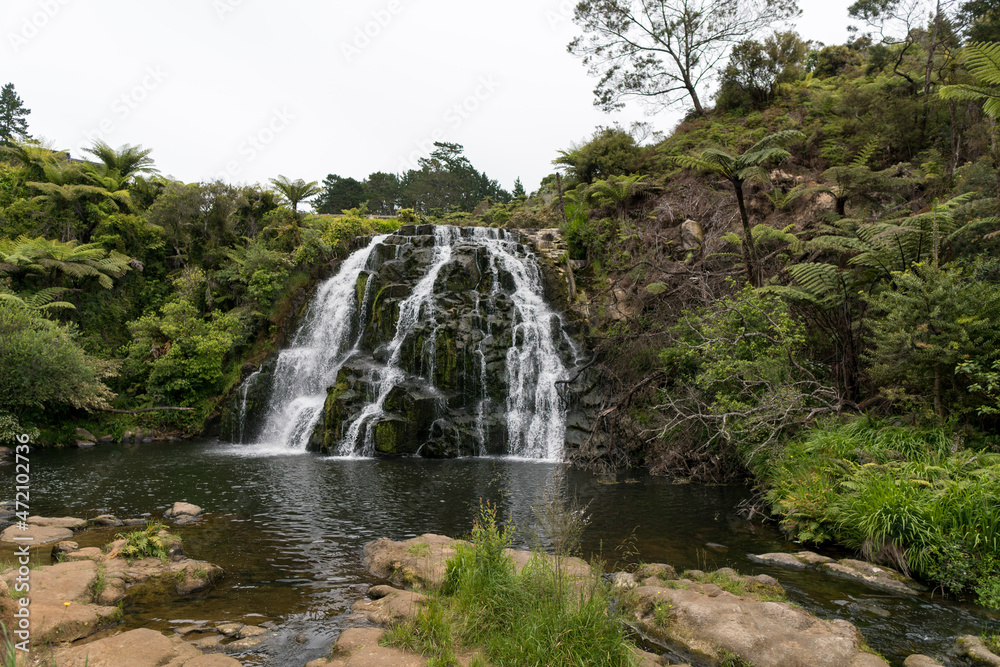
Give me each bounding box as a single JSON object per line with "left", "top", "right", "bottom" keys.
{"left": 385, "top": 501, "right": 638, "bottom": 667}
{"left": 982, "top": 634, "right": 1000, "bottom": 655}
{"left": 406, "top": 542, "right": 431, "bottom": 557}
{"left": 90, "top": 563, "right": 107, "bottom": 599}
{"left": 653, "top": 602, "right": 673, "bottom": 627}
{"left": 719, "top": 649, "right": 755, "bottom": 667}
{"left": 0, "top": 622, "right": 16, "bottom": 667}
{"left": 765, "top": 417, "right": 1000, "bottom": 604}
{"left": 681, "top": 569, "right": 786, "bottom": 603}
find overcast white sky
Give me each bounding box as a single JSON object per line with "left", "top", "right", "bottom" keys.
{"left": 3, "top": 0, "right": 856, "bottom": 196}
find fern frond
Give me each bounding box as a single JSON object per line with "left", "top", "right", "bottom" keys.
{"left": 964, "top": 42, "right": 1000, "bottom": 87}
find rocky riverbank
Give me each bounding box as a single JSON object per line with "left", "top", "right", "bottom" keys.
{"left": 300, "top": 533, "right": 998, "bottom": 667}
{"left": 0, "top": 503, "right": 278, "bottom": 667}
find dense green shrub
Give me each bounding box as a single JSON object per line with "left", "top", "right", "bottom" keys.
{"left": 0, "top": 303, "right": 116, "bottom": 417}
{"left": 658, "top": 284, "right": 839, "bottom": 475}
{"left": 766, "top": 417, "right": 1000, "bottom": 606}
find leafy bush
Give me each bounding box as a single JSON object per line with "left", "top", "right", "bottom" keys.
{"left": 0, "top": 303, "right": 117, "bottom": 417}
{"left": 766, "top": 417, "right": 1000, "bottom": 604}
{"left": 658, "top": 284, "right": 840, "bottom": 475}
{"left": 864, "top": 262, "right": 1000, "bottom": 418}
{"left": 115, "top": 522, "right": 174, "bottom": 562}
{"left": 124, "top": 271, "right": 246, "bottom": 412}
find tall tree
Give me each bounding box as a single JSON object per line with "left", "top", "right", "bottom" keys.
{"left": 958, "top": 0, "right": 1000, "bottom": 42}
{"left": 568, "top": 0, "right": 801, "bottom": 116}
{"left": 314, "top": 174, "right": 366, "bottom": 214}
{"left": 0, "top": 84, "right": 30, "bottom": 145}
{"left": 513, "top": 178, "right": 526, "bottom": 200}
{"left": 268, "top": 175, "right": 321, "bottom": 214}
{"left": 554, "top": 127, "right": 641, "bottom": 184}
{"left": 361, "top": 171, "right": 401, "bottom": 215}
{"left": 674, "top": 130, "right": 804, "bottom": 286}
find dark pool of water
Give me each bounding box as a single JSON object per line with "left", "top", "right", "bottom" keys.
{"left": 2, "top": 440, "right": 996, "bottom": 666}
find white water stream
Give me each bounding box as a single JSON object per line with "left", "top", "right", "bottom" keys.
{"left": 239, "top": 227, "right": 572, "bottom": 460}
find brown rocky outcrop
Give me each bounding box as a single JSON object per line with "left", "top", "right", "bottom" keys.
{"left": 53, "top": 627, "right": 243, "bottom": 666}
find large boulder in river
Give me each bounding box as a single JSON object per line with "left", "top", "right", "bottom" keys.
{"left": 0, "top": 560, "right": 120, "bottom": 644}
{"left": 750, "top": 551, "right": 926, "bottom": 595}
{"left": 0, "top": 523, "right": 73, "bottom": 546}
{"left": 27, "top": 515, "right": 87, "bottom": 530}
{"left": 54, "top": 627, "right": 243, "bottom": 666}
{"left": 361, "top": 534, "right": 591, "bottom": 591}
{"left": 626, "top": 566, "right": 888, "bottom": 667}
{"left": 165, "top": 502, "right": 203, "bottom": 523}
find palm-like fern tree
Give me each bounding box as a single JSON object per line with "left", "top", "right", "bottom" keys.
{"left": 0, "top": 235, "right": 131, "bottom": 289}
{"left": 0, "top": 139, "right": 60, "bottom": 182}
{"left": 269, "top": 175, "right": 321, "bottom": 214}
{"left": 674, "top": 130, "right": 804, "bottom": 286}
{"left": 584, "top": 174, "right": 658, "bottom": 225}
{"left": 940, "top": 42, "right": 1000, "bottom": 196}
{"left": 28, "top": 162, "right": 112, "bottom": 240}
{"left": 84, "top": 141, "right": 158, "bottom": 182}
{"left": 939, "top": 42, "right": 1000, "bottom": 118}
{"left": 804, "top": 141, "right": 917, "bottom": 217}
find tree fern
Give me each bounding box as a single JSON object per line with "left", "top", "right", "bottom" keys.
{"left": 0, "top": 287, "right": 75, "bottom": 312}
{"left": 940, "top": 42, "right": 1000, "bottom": 118}
{"left": 672, "top": 130, "right": 804, "bottom": 286}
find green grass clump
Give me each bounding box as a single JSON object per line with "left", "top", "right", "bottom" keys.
{"left": 0, "top": 623, "right": 16, "bottom": 667}
{"left": 765, "top": 417, "right": 1000, "bottom": 606}
{"left": 115, "top": 522, "right": 174, "bottom": 562}
{"left": 682, "top": 569, "right": 786, "bottom": 603}
{"left": 406, "top": 542, "right": 431, "bottom": 557}
{"left": 384, "top": 502, "right": 638, "bottom": 666}
{"left": 982, "top": 634, "right": 1000, "bottom": 655}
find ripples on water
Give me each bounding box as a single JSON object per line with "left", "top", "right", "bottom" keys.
{"left": 2, "top": 440, "right": 995, "bottom": 665}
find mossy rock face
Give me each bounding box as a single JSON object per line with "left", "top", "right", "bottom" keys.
{"left": 309, "top": 366, "right": 365, "bottom": 453}
{"left": 434, "top": 327, "right": 459, "bottom": 389}
{"left": 219, "top": 358, "right": 277, "bottom": 442}
{"left": 372, "top": 417, "right": 414, "bottom": 455}
{"left": 370, "top": 242, "right": 396, "bottom": 267}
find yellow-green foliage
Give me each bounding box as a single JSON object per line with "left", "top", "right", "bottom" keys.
{"left": 311, "top": 210, "right": 399, "bottom": 252}
{"left": 115, "top": 522, "right": 175, "bottom": 562}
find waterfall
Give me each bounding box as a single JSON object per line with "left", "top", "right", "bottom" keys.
{"left": 337, "top": 226, "right": 459, "bottom": 457}
{"left": 233, "top": 225, "right": 576, "bottom": 460}
{"left": 247, "top": 236, "right": 388, "bottom": 450}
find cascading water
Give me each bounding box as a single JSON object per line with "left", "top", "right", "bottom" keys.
{"left": 240, "top": 236, "right": 388, "bottom": 450}
{"left": 230, "top": 225, "right": 579, "bottom": 460}
{"left": 337, "top": 226, "right": 459, "bottom": 457}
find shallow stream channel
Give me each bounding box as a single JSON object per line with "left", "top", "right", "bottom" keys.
{"left": 3, "top": 439, "right": 997, "bottom": 666}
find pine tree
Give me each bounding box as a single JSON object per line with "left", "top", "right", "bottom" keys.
{"left": 513, "top": 177, "right": 526, "bottom": 200}
{"left": 0, "top": 83, "right": 31, "bottom": 145}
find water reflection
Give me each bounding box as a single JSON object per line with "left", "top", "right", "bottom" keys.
{"left": 1, "top": 439, "right": 995, "bottom": 665}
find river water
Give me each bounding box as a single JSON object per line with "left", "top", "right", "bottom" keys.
{"left": 3, "top": 440, "right": 996, "bottom": 665}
